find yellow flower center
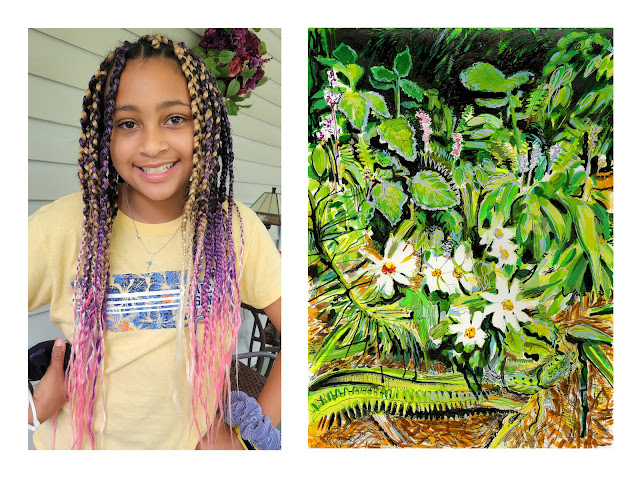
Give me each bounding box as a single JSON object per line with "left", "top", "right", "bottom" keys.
{"left": 431, "top": 269, "right": 442, "bottom": 278}
{"left": 494, "top": 228, "right": 504, "bottom": 239}
{"left": 502, "top": 299, "right": 514, "bottom": 311}
{"left": 464, "top": 327, "right": 476, "bottom": 339}
{"left": 382, "top": 262, "right": 396, "bottom": 274}
{"left": 499, "top": 247, "right": 510, "bottom": 261}
{"left": 453, "top": 266, "right": 464, "bottom": 279}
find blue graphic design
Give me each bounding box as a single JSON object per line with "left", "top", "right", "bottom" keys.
{"left": 73, "top": 272, "right": 214, "bottom": 332}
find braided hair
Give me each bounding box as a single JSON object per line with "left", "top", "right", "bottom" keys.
{"left": 69, "top": 34, "right": 242, "bottom": 449}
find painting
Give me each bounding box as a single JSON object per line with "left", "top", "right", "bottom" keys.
{"left": 308, "top": 28, "right": 613, "bottom": 448}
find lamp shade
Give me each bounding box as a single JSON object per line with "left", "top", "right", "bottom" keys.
{"left": 250, "top": 187, "right": 280, "bottom": 227}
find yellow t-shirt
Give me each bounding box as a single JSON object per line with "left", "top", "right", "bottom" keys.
{"left": 28, "top": 192, "right": 281, "bottom": 449}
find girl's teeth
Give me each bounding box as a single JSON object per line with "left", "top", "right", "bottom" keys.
{"left": 141, "top": 163, "right": 174, "bottom": 174}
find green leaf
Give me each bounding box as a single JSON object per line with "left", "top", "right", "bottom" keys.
{"left": 582, "top": 342, "right": 613, "bottom": 386}
{"left": 311, "top": 146, "right": 329, "bottom": 177}
{"left": 393, "top": 47, "right": 412, "bottom": 77}
{"left": 460, "top": 62, "right": 533, "bottom": 93}
{"left": 377, "top": 117, "right": 417, "bottom": 161}
{"left": 399, "top": 79, "right": 423, "bottom": 101}
{"left": 225, "top": 98, "right": 239, "bottom": 115}
{"left": 371, "top": 65, "right": 396, "bottom": 83}
{"left": 560, "top": 195, "right": 601, "bottom": 291}
{"left": 338, "top": 92, "right": 370, "bottom": 131}
{"left": 345, "top": 64, "right": 365, "bottom": 87}
{"left": 361, "top": 92, "right": 390, "bottom": 117}
{"left": 226, "top": 78, "right": 240, "bottom": 97}
{"left": 475, "top": 97, "right": 509, "bottom": 108}
{"left": 369, "top": 76, "right": 395, "bottom": 90}
{"left": 410, "top": 170, "right": 460, "bottom": 210}
{"left": 568, "top": 324, "right": 612, "bottom": 344}
{"left": 332, "top": 43, "right": 358, "bottom": 65}
{"left": 218, "top": 49, "right": 235, "bottom": 65}
{"left": 371, "top": 181, "right": 408, "bottom": 225}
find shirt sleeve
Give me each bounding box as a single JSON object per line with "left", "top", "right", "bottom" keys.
{"left": 28, "top": 209, "right": 54, "bottom": 312}
{"left": 235, "top": 202, "right": 281, "bottom": 310}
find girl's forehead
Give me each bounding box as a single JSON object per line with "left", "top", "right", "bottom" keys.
{"left": 115, "top": 57, "right": 189, "bottom": 102}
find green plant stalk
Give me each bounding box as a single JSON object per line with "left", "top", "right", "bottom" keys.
{"left": 507, "top": 91, "right": 522, "bottom": 154}
{"left": 395, "top": 77, "right": 401, "bottom": 118}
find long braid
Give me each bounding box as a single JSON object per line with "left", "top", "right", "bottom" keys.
{"left": 69, "top": 34, "right": 242, "bottom": 449}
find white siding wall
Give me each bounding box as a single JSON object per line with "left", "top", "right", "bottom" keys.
{"left": 27, "top": 28, "right": 280, "bottom": 448}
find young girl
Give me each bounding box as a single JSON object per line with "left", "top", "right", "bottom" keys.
{"left": 28, "top": 34, "right": 281, "bottom": 450}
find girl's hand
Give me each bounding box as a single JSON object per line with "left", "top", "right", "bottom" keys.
{"left": 29, "top": 339, "right": 69, "bottom": 425}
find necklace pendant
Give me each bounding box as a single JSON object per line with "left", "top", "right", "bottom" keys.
{"left": 145, "top": 253, "right": 155, "bottom": 273}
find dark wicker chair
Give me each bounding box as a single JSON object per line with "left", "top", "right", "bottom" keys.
{"left": 230, "top": 304, "right": 280, "bottom": 399}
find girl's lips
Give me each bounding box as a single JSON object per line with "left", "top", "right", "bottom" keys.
{"left": 135, "top": 161, "right": 178, "bottom": 181}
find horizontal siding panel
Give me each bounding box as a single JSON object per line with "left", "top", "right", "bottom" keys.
{"left": 236, "top": 93, "right": 281, "bottom": 127}
{"left": 28, "top": 117, "right": 280, "bottom": 169}
{"left": 29, "top": 74, "right": 83, "bottom": 127}
{"left": 229, "top": 113, "right": 280, "bottom": 148}
{"left": 28, "top": 118, "right": 80, "bottom": 165}
{"left": 232, "top": 136, "right": 280, "bottom": 167}
{"left": 253, "top": 80, "right": 280, "bottom": 106}
{"left": 29, "top": 161, "right": 79, "bottom": 201}
{"left": 34, "top": 28, "right": 138, "bottom": 57}
{"left": 29, "top": 29, "right": 103, "bottom": 90}
{"left": 262, "top": 29, "right": 281, "bottom": 62}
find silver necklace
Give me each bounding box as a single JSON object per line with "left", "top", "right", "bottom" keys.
{"left": 125, "top": 184, "right": 181, "bottom": 272}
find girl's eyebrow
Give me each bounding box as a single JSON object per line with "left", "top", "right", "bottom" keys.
{"left": 114, "top": 100, "right": 191, "bottom": 114}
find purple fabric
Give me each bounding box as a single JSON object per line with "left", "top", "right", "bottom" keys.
{"left": 223, "top": 390, "right": 280, "bottom": 450}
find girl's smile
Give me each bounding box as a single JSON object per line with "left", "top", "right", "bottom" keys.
{"left": 110, "top": 57, "right": 194, "bottom": 223}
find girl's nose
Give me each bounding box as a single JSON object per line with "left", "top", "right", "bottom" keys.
{"left": 139, "top": 126, "right": 169, "bottom": 157}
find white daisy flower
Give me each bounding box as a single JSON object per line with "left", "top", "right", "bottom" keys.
{"left": 480, "top": 219, "right": 515, "bottom": 248}
{"left": 424, "top": 252, "right": 458, "bottom": 294}
{"left": 480, "top": 277, "right": 538, "bottom": 332}
{"left": 451, "top": 244, "right": 476, "bottom": 291}
{"left": 449, "top": 310, "right": 487, "bottom": 348}
{"left": 365, "top": 237, "right": 419, "bottom": 298}
{"left": 488, "top": 240, "right": 518, "bottom": 267}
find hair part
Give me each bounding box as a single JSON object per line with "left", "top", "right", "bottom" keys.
{"left": 69, "top": 33, "right": 242, "bottom": 449}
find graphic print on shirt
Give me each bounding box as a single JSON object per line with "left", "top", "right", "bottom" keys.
{"left": 74, "top": 271, "right": 209, "bottom": 332}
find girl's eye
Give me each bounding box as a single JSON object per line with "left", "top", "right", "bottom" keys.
{"left": 119, "top": 120, "right": 137, "bottom": 130}
{"left": 167, "top": 115, "right": 185, "bottom": 125}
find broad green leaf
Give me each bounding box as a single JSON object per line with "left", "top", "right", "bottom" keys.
{"left": 371, "top": 65, "right": 396, "bottom": 83}
{"left": 371, "top": 181, "right": 408, "bottom": 225}
{"left": 460, "top": 62, "right": 533, "bottom": 93}
{"left": 583, "top": 342, "right": 613, "bottom": 386}
{"left": 338, "top": 92, "right": 369, "bottom": 130}
{"left": 400, "top": 79, "right": 423, "bottom": 101}
{"left": 378, "top": 117, "right": 417, "bottom": 161}
{"left": 226, "top": 78, "right": 240, "bottom": 97}
{"left": 538, "top": 196, "right": 568, "bottom": 242}
{"left": 346, "top": 64, "right": 365, "bottom": 87}
{"left": 394, "top": 47, "right": 412, "bottom": 77}
{"left": 311, "top": 146, "right": 329, "bottom": 177}
{"left": 475, "top": 97, "right": 509, "bottom": 108}
{"left": 369, "top": 76, "right": 395, "bottom": 90}
{"left": 410, "top": 170, "right": 460, "bottom": 210}
{"left": 561, "top": 196, "right": 601, "bottom": 290}
{"left": 218, "top": 49, "right": 235, "bottom": 65}
{"left": 332, "top": 43, "right": 358, "bottom": 65}
{"left": 361, "top": 92, "right": 390, "bottom": 117}
{"left": 568, "top": 324, "right": 612, "bottom": 344}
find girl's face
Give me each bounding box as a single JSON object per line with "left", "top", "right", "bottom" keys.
{"left": 110, "top": 57, "right": 194, "bottom": 221}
